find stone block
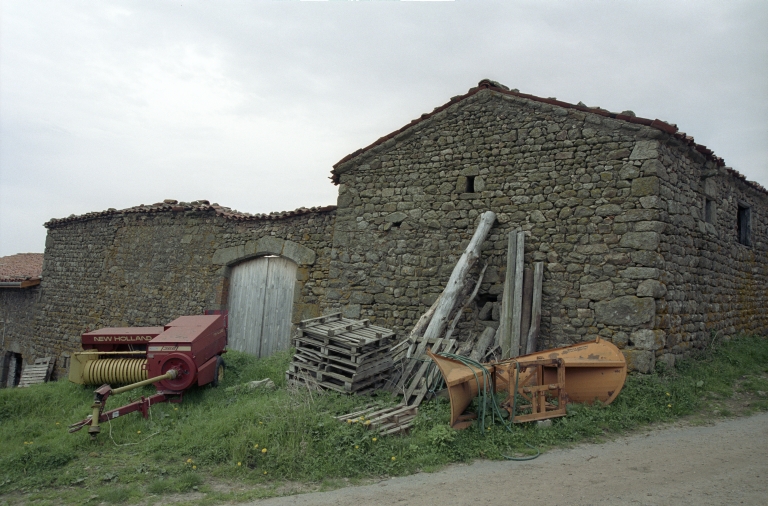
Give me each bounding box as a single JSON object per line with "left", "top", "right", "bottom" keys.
{"left": 255, "top": 236, "right": 285, "bottom": 257}
{"left": 282, "top": 240, "right": 316, "bottom": 265}
{"left": 342, "top": 304, "right": 362, "bottom": 319}
{"left": 641, "top": 159, "right": 668, "bottom": 179}
{"left": 629, "top": 329, "right": 666, "bottom": 350}
{"left": 212, "top": 245, "right": 245, "bottom": 266}
{"left": 595, "top": 296, "right": 655, "bottom": 326}
{"left": 634, "top": 221, "right": 666, "bottom": 233}
{"left": 630, "top": 250, "right": 665, "bottom": 268}
{"left": 615, "top": 209, "right": 660, "bottom": 222}
{"left": 385, "top": 211, "right": 408, "bottom": 223}
{"left": 580, "top": 280, "right": 613, "bottom": 300}
{"left": 619, "top": 164, "right": 640, "bottom": 180}
{"left": 637, "top": 279, "right": 667, "bottom": 298}
{"left": 619, "top": 231, "right": 659, "bottom": 250}
{"left": 620, "top": 267, "right": 659, "bottom": 279}
{"left": 631, "top": 176, "right": 660, "bottom": 197}
{"left": 623, "top": 349, "right": 655, "bottom": 373}
{"left": 596, "top": 204, "right": 623, "bottom": 217}
{"left": 629, "top": 140, "right": 660, "bottom": 160}
{"left": 350, "top": 292, "right": 374, "bottom": 305}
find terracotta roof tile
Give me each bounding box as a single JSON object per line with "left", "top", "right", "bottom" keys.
{"left": 45, "top": 201, "right": 337, "bottom": 228}
{"left": 0, "top": 253, "right": 43, "bottom": 283}
{"left": 330, "top": 79, "right": 766, "bottom": 196}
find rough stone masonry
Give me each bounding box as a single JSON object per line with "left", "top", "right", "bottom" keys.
{"left": 3, "top": 80, "right": 766, "bottom": 379}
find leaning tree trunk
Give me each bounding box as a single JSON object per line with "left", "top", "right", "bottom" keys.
{"left": 422, "top": 211, "right": 497, "bottom": 341}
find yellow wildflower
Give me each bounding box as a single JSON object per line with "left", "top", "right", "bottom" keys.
{"left": 667, "top": 404, "right": 672, "bottom": 408}
{"left": 391, "top": 456, "right": 396, "bottom": 461}
{"left": 372, "top": 437, "right": 377, "bottom": 442}
{"left": 137, "top": 431, "right": 141, "bottom": 434}
{"left": 237, "top": 462, "right": 241, "bottom": 466}
{"left": 262, "top": 448, "right": 267, "bottom": 453}
{"left": 666, "top": 392, "right": 671, "bottom": 396}
{"left": 263, "top": 471, "right": 267, "bottom": 475}
{"left": 186, "top": 458, "right": 192, "bottom": 463}
{"left": 192, "top": 465, "right": 197, "bottom": 470}
{"left": 254, "top": 444, "right": 259, "bottom": 449}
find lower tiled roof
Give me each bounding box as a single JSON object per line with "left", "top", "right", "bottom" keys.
{"left": 0, "top": 253, "right": 43, "bottom": 283}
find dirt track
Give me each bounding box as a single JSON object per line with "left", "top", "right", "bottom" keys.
{"left": 248, "top": 412, "right": 768, "bottom": 506}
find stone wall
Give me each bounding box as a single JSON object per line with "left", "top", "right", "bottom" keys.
{"left": 35, "top": 203, "right": 336, "bottom": 377}
{"left": 0, "top": 287, "right": 40, "bottom": 385}
{"left": 330, "top": 88, "right": 768, "bottom": 368}
{"left": 648, "top": 140, "right": 768, "bottom": 371}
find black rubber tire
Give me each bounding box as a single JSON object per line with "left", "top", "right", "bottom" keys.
{"left": 212, "top": 355, "right": 225, "bottom": 387}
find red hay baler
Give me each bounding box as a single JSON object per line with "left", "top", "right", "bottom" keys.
{"left": 69, "top": 313, "right": 228, "bottom": 439}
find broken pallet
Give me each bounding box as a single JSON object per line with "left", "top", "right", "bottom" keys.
{"left": 17, "top": 357, "right": 55, "bottom": 388}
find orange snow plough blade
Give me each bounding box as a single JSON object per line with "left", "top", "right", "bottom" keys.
{"left": 427, "top": 338, "right": 627, "bottom": 429}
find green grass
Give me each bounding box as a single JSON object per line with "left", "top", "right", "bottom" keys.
{"left": 1, "top": 334, "right": 767, "bottom": 505}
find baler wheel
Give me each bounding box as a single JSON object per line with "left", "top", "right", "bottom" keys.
{"left": 213, "top": 356, "right": 225, "bottom": 387}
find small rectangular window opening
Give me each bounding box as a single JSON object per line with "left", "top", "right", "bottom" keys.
{"left": 737, "top": 204, "right": 751, "bottom": 246}
{"left": 705, "top": 199, "right": 715, "bottom": 224}
{"left": 466, "top": 175, "right": 475, "bottom": 193}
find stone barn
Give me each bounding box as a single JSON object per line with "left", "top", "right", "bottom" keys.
{"left": 2, "top": 79, "right": 766, "bottom": 380}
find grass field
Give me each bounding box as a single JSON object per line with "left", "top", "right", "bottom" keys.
{"left": 1, "top": 334, "right": 767, "bottom": 505}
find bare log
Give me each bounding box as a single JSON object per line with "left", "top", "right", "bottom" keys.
{"left": 409, "top": 293, "right": 442, "bottom": 339}
{"left": 470, "top": 326, "right": 497, "bottom": 362}
{"left": 422, "top": 211, "right": 496, "bottom": 341}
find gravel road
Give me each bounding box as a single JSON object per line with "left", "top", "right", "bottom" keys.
{"left": 248, "top": 412, "right": 768, "bottom": 506}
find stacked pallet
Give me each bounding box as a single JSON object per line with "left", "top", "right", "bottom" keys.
{"left": 287, "top": 313, "right": 395, "bottom": 394}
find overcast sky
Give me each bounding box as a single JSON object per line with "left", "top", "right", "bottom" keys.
{"left": 1, "top": 0, "right": 766, "bottom": 257}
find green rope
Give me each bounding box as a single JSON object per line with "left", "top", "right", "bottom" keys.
{"left": 435, "top": 352, "right": 540, "bottom": 461}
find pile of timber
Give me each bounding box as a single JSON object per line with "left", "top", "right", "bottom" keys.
{"left": 286, "top": 313, "right": 395, "bottom": 394}
{"left": 335, "top": 404, "right": 418, "bottom": 435}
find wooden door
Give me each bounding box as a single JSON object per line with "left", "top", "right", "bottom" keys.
{"left": 227, "top": 256, "right": 297, "bottom": 357}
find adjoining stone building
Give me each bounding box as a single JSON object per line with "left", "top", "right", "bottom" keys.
{"left": 3, "top": 79, "right": 766, "bottom": 380}
{"left": 0, "top": 253, "right": 43, "bottom": 386}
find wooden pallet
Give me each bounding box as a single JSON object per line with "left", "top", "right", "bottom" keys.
{"left": 17, "top": 357, "right": 55, "bottom": 388}
{"left": 335, "top": 403, "right": 418, "bottom": 435}
{"left": 288, "top": 315, "right": 396, "bottom": 395}
{"left": 391, "top": 336, "right": 456, "bottom": 406}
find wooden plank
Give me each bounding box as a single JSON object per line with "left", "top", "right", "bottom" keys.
{"left": 299, "top": 312, "right": 342, "bottom": 328}
{"left": 499, "top": 230, "right": 516, "bottom": 359}
{"left": 520, "top": 267, "right": 533, "bottom": 349}
{"left": 525, "top": 262, "right": 544, "bottom": 355}
{"left": 510, "top": 230, "right": 525, "bottom": 358}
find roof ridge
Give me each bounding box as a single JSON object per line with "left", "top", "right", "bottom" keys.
{"left": 329, "top": 80, "right": 766, "bottom": 196}
{"left": 45, "top": 201, "right": 337, "bottom": 228}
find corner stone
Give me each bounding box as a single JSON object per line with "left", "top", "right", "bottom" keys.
{"left": 623, "top": 349, "right": 656, "bottom": 373}
{"left": 595, "top": 296, "right": 655, "bottom": 326}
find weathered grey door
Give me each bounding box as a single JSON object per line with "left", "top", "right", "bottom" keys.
{"left": 227, "top": 256, "right": 297, "bottom": 357}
